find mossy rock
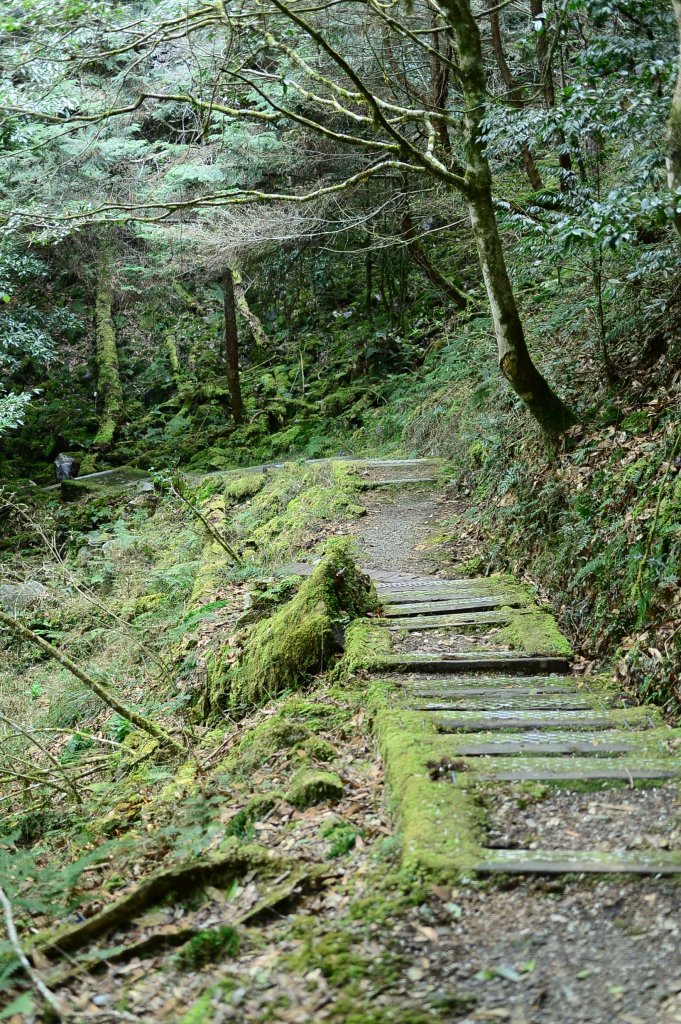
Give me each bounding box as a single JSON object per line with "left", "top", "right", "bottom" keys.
{"left": 285, "top": 769, "right": 344, "bottom": 809}
{"left": 224, "top": 473, "right": 265, "bottom": 505}
{"left": 225, "top": 794, "right": 278, "bottom": 837}
{"left": 226, "top": 538, "right": 378, "bottom": 713}
{"left": 302, "top": 736, "right": 337, "bottom": 762}
{"left": 225, "top": 719, "right": 313, "bottom": 774}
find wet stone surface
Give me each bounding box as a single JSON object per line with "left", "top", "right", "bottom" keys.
{"left": 485, "top": 783, "right": 681, "bottom": 853}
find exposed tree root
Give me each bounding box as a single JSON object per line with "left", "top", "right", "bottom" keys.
{"left": 42, "top": 861, "right": 326, "bottom": 988}
{"left": 35, "top": 839, "right": 287, "bottom": 960}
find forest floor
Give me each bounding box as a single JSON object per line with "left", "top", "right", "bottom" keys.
{"left": 3, "top": 461, "right": 681, "bottom": 1024}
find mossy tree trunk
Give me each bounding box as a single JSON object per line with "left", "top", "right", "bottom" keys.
{"left": 165, "top": 334, "right": 182, "bottom": 386}
{"left": 668, "top": 0, "right": 681, "bottom": 242}
{"left": 223, "top": 268, "right": 245, "bottom": 425}
{"left": 92, "top": 260, "right": 123, "bottom": 450}
{"left": 442, "top": 0, "right": 577, "bottom": 437}
{"left": 229, "top": 261, "right": 269, "bottom": 360}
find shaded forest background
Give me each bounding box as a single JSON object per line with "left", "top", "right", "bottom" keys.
{"left": 0, "top": 0, "right": 680, "bottom": 710}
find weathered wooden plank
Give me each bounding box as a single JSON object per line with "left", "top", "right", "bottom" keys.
{"left": 412, "top": 693, "right": 593, "bottom": 712}
{"left": 384, "top": 598, "right": 515, "bottom": 616}
{"left": 388, "top": 612, "right": 511, "bottom": 630}
{"left": 450, "top": 738, "right": 639, "bottom": 756}
{"left": 359, "top": 477, "right": 438, "bottom": 488}
{"left": 475, "top": 849, "right": 681, "bottom": 875}
{"left": 435, "top": 713, "right": 619, "bottom": 732}
{"left": 406, "top": 683, "right": 577, "bottom": 697}
{"left": 482, "top": 767, "right": 677, "bottom": 782}
{"left": 385, "top": 655, "right": 571, "bottom": 675}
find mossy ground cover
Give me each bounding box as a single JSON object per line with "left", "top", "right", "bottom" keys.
{"left": 0, "top": 460, "right": 487, "bottom": 1022}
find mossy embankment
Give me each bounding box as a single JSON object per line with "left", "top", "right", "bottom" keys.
{"left": 225, "top": 538, "right": 378, "bottom": 712}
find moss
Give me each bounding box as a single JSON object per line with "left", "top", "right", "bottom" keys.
{"left": 178, "top": 991, "right": 216, "bottom": 1024}
{"left": 120, "top": 592, "right": 164, "bottom": 621}
{"left": 159, "top": 760, "right": 198, "bottom": 802}
{"left": 227, "top": 538, "right": 378, "bottom": 713}
{"left": 221, "top": 717, "right": 312, "bottom": 775}
{"left": 176, "top": 926, "right": 240, "bottom": 969}
{"left": 339, "top": 618, "right": 392, "bottom": 675}
{"left": 320, "top": 819, "right": 357, "bottom": 857}
{"left": 285, "top": 769, "right": 344, "bottom": 809}
{"left": 289, "top": 931, "right": 394, "bottom": 988}
{"left": 229, "top": 463, "right": 366, "bottom": 561}
{"left": 225, "top": 794, "right": 278, "bottom": 838}
{"left": 367, "top": 683, "right": 485, "bottom": 879}
{"left": 302, "top": 735, "right": 337, "bottom": 761}
{"left": 187, "top": 495, "right": 233, "bottom": 608}
{"left": 496, "top": 608, "right": 573, "bottom": 657}
{"left": 224, "top": 473, "right": 265, "bottom": 505}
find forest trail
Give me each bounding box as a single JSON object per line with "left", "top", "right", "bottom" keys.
{"left": 342, "top": 457, "right": 681, "bottom": 1021}
{"left": 347, "top": 458, "right": 681, "bottom": 876}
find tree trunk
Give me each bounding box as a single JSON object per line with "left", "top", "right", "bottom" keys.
{"left": 223, "top": 268, "right": 245, "bottom": 425}
{"left": 486, "top": 0, "right": 544, "bottom": 191}
{"left": 529, "top": 0, "right": 573, "bottom": 190}
{"left": 442, "top": 0, "right": 577, "bottom": 437}
{"left": 229, "top": 262, "right": 268, "bottom": 359}
{"left": 92, "top": 260, "right": 123, "bottom": 450}
{"left": 430, "top": 13, "right": 452, "bottom": 153}
{"left": 668, "top": 0, "right": 681, "bottom": 241}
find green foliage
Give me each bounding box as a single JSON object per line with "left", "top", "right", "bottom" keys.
{"left": 176, "top": 926, "right": 240, "bottom": 969}
{"left": 320, "top": 819, "right": 357, "bottom": 858}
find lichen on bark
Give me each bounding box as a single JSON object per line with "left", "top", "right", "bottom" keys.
{"left": 92, "top": 261, "right": 124, "bottom": 450}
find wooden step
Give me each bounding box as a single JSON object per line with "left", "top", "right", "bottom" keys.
{"left": 406, "top": 682, "right": 577, "bottom": 697}
{"left": 384, "top": 597, "right": 517, "bottom": 616}
{"left": 448, "top": 736, "right": 639, "bottom": 756}
{"left": 435, "top": 712, "right": 621, "bottom": 732}
{"left": 385, "top": 654, "right": 571, "bottom": 675}
{"left": 411, "top": 693, "right": 594, "bottom": 712}
{"left": 380, "top": 583, "right": 502, "bottom": 602}
{"left": 474, "top": 758, "right": 677, "bottom": 782}
{"left": 360, "top": 477, "right": 438, "bottom": 488}
{"left": 388, "top": 611, "right": 511, "bottom": 630}
{"left": 475, "top": 849, "right": 681, "bottom": 876}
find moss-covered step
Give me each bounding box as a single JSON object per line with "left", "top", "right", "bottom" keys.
{"left": 410, "top": 692, "right": 596, "bottom": 712}
{"left": 381, "top": 654, "right": 572, "bottom": 674}
{"left": 434, "top": 711, "right": 622, "bottom": 732}
{"left": 440, "top": 733, "right": 643, "bottom": 756}
{"left": 475, "top": 849, "right": 681, "bottom": 875}
{"left": 384, "top": 597, "right": 520, "bottom": 616}
{"left": 388, "top": 611, "right": 512, "bottom": 630}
